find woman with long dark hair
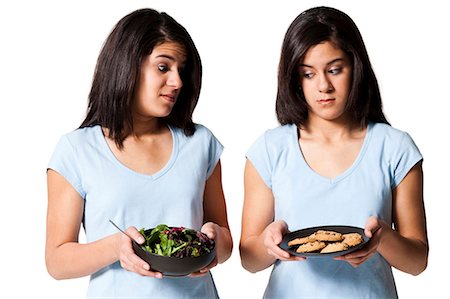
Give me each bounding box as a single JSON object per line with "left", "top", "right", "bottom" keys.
{"left": 46, "top": 8, "right": 232, "bottom": 298}
{"left": 240, "top": 6, "right": 427, "bottom": 298}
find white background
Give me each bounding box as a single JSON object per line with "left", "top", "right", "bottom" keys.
{"left": 1, "top": 0, "right": 448, "bottom": 298}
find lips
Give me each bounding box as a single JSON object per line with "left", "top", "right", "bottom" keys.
{"left": 318, "top": 98, "right": 335, "bottom": 103}
{"left": 161, "top": 94, "right": 176, "bottom": 103}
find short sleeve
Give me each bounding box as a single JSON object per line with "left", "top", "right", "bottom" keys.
{"left": 391, "top": 132, "right": 423, "bottom": 188}
{"left": 48, "top": 135, "right": 85, "bottom": 198}
{"left": 246, "top": 132, "right": 272, "bottom": 189}
{"left": 206, "top": 130, "right": 224, "bottom": 179}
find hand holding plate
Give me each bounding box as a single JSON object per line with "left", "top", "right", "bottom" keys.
{"left": 264, "top": 220, "right": 306, "bottom": 261}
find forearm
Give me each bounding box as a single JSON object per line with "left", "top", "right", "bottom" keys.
{"left": 214, "top": 225, "right": 233, "bottom": 264}
{"left": 46, "top": 234, "right": 119, "bottom": 280}
{"left": 378, "top": 227, "right": 428, "bottom": 275}
{"left": 240, "top": 235, "right": 276, "bottom": 273}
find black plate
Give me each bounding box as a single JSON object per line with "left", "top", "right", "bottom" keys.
{"left": 279, "top": 225, "right": 369, "bottom": 258}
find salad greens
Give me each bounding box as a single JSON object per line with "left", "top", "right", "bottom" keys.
{"left": 139, "top": 224, "right": 214, "bottom": 258}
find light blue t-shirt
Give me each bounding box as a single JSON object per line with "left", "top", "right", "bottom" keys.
{"left": 48, "top": 124, "right": 223, "bottom": 299}
{"left": 246, "top": 122, "right": 422, "bottom": 299}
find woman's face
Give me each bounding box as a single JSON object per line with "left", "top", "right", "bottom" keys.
{"left": 133, "top": 41, "right": 186, "bottom": 120}
{"left": 298, "top": 40, "right": 352, "bottom": 123}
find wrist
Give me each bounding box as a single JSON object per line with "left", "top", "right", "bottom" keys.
{"left": 111, "top": 232, "right": 122, "bottom": 261}
{"left": 378, "top": 220, "right": 391, "bottom": 248}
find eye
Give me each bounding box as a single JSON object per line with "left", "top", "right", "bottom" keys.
{"left": 157, "top": 64, "right": 169, "bottom": 73}
{"left": 301, "top": 71, "right": 314, "bottom": 79}
{"left": 329, "top": 67, "right": 342, "bottom": 75}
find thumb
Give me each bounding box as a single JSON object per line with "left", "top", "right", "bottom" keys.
{"left": 201, "top": 222, "right": 217, "bottom": 240}
{"left": 364, "top": 216, "right": 380, "bottom": 238}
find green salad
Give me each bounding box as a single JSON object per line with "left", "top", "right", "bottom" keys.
{"left": 139, "top": 224, "right": 214, "bottom": 258}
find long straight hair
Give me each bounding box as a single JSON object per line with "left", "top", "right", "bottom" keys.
{"left": 276, "top": 6, "right": 389, "bottom": 128}
{"left": 80, "top": 9, "right": 202, "bottom": 148}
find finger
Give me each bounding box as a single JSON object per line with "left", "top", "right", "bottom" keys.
{"left": 271, "top": 242, "right": 290, "bottom": 258}
{"left": 341, "top": 247, "right": 373, "bottom": 260}
{"left": 294, "top": 256, "right": 307, "bottom": 261}
{"left": 134, "top": 266, "right": 163, "bottom": 278}
{"left": 271, "top": 252, "right": 305, "bottom": 262}
{"left": 120, "top": 249, "right": 149, "bottom": 272}
{"left": 203, "top": 228, "right": 216, "bottom": 240}
{"left": 121, "top": 257, "right": 163, "bottom": 278}
{"left": 267, "top": 235, "right": 293, "bottom": 259}
{"left": 201, "top": 222, "right": 218, "bottom": 240}
{"left": 128, "top": 250, "right": 152, "bottom": 270}
{"left": 117, "top": 236, "right": 163, "bottom": 278}
{"left": 119, "top": 241, "right": 152, "bottom": 273}
{"left": 364, "top": 216, "right": 382, "bottom": 238}
{"left": 271, "top": 230, "right": 284, "bottom": 245}
{"left": 333, "top": 254, "right": 365, "bottom": 266}
{"left": 267, "top": 247, "right": 291, "bottom": 260}
{"left": 201, "top": 256, "right": 218, "bottom": 272}
{"left": 280, "top": 255, "right": 306, "bottom": 262}
{"left": 275, "top": 220, "right": 289, "bottom": 233}
{"left": 126, "top": 226, "right": 145, "bottom": 244}
{"left": 336, "top": 249, "right": 375, "bottom": 266}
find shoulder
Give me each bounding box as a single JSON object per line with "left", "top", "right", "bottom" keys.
{"left": 172, "top": 123, "right": 215, "bottom": 139}
{"left": 371, "top": 122, "right": 403, "bottom": 135}
{"left": 193, "top": 123, "right": 215, "bottom": 137}
{"left": 369, "top": 122, "right": 421, "bottom": 160}
{"left": 247, "top": 124, "right": 295, "bottom": 156}
{"left": 62, "top": 125, "right": 100, "bottom": 144}
{"left": 370, "top": 122, "right": 418, "bottom": 147}
{"left": 53, "top": 126, "right": 102, "bottom": 156}
{"left": 174, "top": 123, "right": 222, "bottom": 150}
{"left": 253, "top": 124, "right": 295, "bottom": 141}
{"left": 255, "top": 124, "right": 296, "bottom": 148}
{"left": 192, "top": 124, "right": 221, "bottom": 144}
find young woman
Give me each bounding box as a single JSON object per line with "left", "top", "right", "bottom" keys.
{"left": 46, "top": 8, "right": 232, "bottom": 298}
{"left": 240, "top": 6, "right": 427, "bottom": 298}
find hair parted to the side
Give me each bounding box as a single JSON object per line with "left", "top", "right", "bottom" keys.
{"left": 276, "top": 6, "right": 389, "bottom": 128}
{"left": 80, "top": 8, "right": 202, "bottom": 148}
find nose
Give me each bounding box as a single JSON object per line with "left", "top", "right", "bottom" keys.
{"left": 318, "top": 73, "right": 333, "bottom": 93}
{"left": 167, "top": 70, "right": 183, "bottom": 89}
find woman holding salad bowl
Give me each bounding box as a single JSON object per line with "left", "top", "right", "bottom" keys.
{"left": 45, "top": 8, "right": 232, "bottom": 299}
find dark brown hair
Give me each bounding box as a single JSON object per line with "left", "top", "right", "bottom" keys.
{"left": 276, "top": 6, "right": 389, "bottom": 127}
{"left": 80, "top": 8, "right": 202, "bottom": 147}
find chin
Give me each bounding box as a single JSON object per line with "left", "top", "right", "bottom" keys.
{"left": 319, "top": 109, "right": 346, "bottom": 119}
{"left": 153, "top": 105, "right": 175, "bottom": 117}
{"left": 159, "top": 110, "right": 174, "bottom": 118}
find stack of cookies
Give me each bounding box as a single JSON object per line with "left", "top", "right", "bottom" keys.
{"left": 287, "top": 230, "right": 363, "bottom": 253}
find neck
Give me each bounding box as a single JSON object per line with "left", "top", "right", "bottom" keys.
{"left": 122, "top": 115, "right": 167, "bottom": 140}
{"left": 301, "top": 116, "right": 360, "bottom": 141}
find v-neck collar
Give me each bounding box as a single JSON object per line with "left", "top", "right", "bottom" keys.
{"left": 292, "top": 122, "right": 373, "bottom": 185}
{"left": 97, "top": 125, "right": 178, "bottom": 180}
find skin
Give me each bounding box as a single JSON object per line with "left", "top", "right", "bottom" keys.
{"left": 46, "top": 42, "right": 233, "bottom": 280}
{"left": 240, "top": 41, "right": 428, "bottom": 275}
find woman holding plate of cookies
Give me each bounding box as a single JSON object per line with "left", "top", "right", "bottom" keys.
{"left": 240, "top": 6, "right": 427, "bottom": 298}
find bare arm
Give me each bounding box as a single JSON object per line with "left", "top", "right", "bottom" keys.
{"left": 337, "top": 163, "right": 428, "bottom": 275}
{"left": 45, "top": 169, "right": 162, "bottom": 280}
{"left": 201, "top": 160, "right": 233, "bottom": 264}
{"left": 381, "top": 162, "right": 428, "bottom": 274}
{"left": 239, "top": 160, "right": 303, "bottom": 273}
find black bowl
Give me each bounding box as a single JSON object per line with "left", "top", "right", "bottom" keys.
{"left": 132, "top": 228, "right": 216, "bottom": 277}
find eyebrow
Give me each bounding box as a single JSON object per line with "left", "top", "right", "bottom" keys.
{"left": 299, "top": 58, "right": 345, "bottom": 68}
{"left": 156, "top": 54, "right": 176, "bottom": 60}
{"left": 155, "top": 54, "right": 187, "bottom": 67}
